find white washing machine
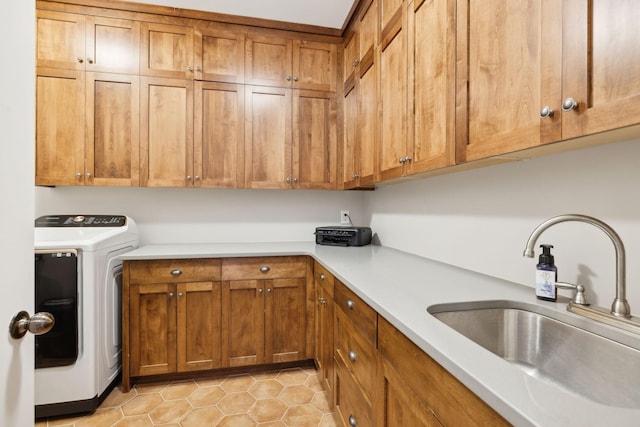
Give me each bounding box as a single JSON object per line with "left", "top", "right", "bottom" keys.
{"left": 34, "top": 215, "right": 138, "bottom": 418}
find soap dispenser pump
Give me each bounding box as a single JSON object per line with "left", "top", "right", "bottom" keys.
{"left": 536, "top": 244, "right": 557, "bottom": 301}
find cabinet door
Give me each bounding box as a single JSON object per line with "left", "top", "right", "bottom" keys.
{"left": 342, "top": 82, "right": 360, "bottom": 189}
{"left": 36, "top": 10, "right": 85, "bottom": 70}
{"left": 85, "top": 72, "right": 140, "bottom": 186}
{"left": 343, "top": 24, "right": 358, "bottom": 84}
{"left": 140, "top": 77, "right": 194, "bottom": 187}
{"left": 244, "top": 85, "right": 292, "bottom": 189}
{"left": 561, "top": 0, "right": 640, "bottom": 139}
{"left": 129, "top": 283, "right": 177, "bottom": 377}
{"left": 457, "top": 1, "right": 549, "bottom": 162}
{"left": 265, "top": 278, "right": 306, "bottom": 363}
{"left": 358, "top": 54, "right": 377, "bottom": 187}
{"left": 194, "top": 28, "right": 245, "bottom": 83}
{"left": 85, "top": 16, "right": 140, "bottom": 74}
{"left": 221, "top": 280, "right": 265, "bottom": 367}
{"left": 140, "top": 22, "right": 194, "bottom": 79}
{"left": 246, "top": 34, "right": 293, "bottom": 87}
{"left": 359, "top": 0, "right": 379, "bottom": 62}
{"left": 317, "top": 283, "right": 334, "bottom": 395}
{"left": 293, "top": 40, "right": 337, "bottom": 92}
{"left": 407, "top": 0, "right": 456, "bottom": 175}
{"left": 35, "top": 68, "right": 85, "bottom": 186}
{"left": 377, "top": 359, "right": 443, "bottom": 427}
{"left": 378, "top": 8, "right": 408, "bottom": 182}
{"left": 177, "top": 282, "right": 222, "bottom": 372}
{"left": 194, "top": 81, "right": 245, "bottom": 188}
{"left": 381, "top": 0, "right": 403, "bottom": 32}
{"left": 292, "top": 90, "right": 337, "bottom": 190}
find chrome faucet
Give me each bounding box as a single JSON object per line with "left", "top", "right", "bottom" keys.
{"left": 523, "top": 214, "right": 631, "bottom": 318}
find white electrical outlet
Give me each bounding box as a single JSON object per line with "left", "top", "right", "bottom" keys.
{"left": 340, "top": 210, "right": 350, "bottom": 224}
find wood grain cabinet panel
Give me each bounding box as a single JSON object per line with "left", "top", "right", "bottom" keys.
{"left": 36, "top": 10, "right": 85, "bottom": 70}
{"left": 313, "top": 262, "right": 335, "bottom": 400}
{"left": 194, "top": 27, "right": 245, "bottom": 83}
{"left": 140, "top": 22, "right": 194, "bottom": 79}
{"left": 246, "top": 34, "right": 293, "bottom": 87}
{"left": 293, "top": 40, "right": 337, "bottom": 92}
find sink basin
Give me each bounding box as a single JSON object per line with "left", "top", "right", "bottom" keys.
{"left": 427, "top": 300, "right": 640, "bottom": 408}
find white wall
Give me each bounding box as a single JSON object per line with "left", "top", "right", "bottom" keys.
{"left": 35, "top": 187, "right": 364, "bottom": 245}
{"left": 365, "top": 137, "right": 640, "bottom": 309}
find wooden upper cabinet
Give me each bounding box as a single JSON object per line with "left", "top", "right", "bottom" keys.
{"left": 561, "top": 0, "right": 640, "bottom": 140}
{"left": 293, "top": 40, "right": 337, "bottom": 92}
{"left": 377, "top": 7, "right": 408, "bottom": 182}
{"left": 140, "top": 77, "right": 194, "bottom": 187}
{"left": 140, "top": 22, "right": 194, "bottom": 79}
{"left": 381, "top": 0, "right": 404, "bottom": 32}
{"left": 194, "top": 27, "right": 245, "bottom": 83}
{"left": 244, "top": 85, "right": 292, "bottom": 189}
{"left": 343, "top": 25, "right": 358, "bottom": 84}
{"left": 292, "top": 90, "right": 337, "bottom": 189}
{"left": 457, "top": 0, "right": 550, "bottom": 162}
{"left": 85, "top": 72, "right": 140, "bottom": 186}
{"left": 35, "top": 68, "right": 85, "bottom": 186}
{"left": 36, "top": 10, "right": 139, "bottom": 74}
{"left": 406, "top": 0, "right": 456, "bottom": 175}
{"left": 194, "top": 81, "right": 245, "bottom": 188}
{"left": 359, "top": 0, "right": 379, "bottom": 61}
{"left": 246, "top": 34, "right": 293, "bottom": 87}
{"left": 246, "top": 34, "right": 337, "bottom": 91}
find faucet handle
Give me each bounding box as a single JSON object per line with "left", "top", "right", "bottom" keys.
{"left": 556, "top": 282, "right": 590, "bottom": 306}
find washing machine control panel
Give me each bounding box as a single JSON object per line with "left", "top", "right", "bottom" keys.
{"left": 35, "top": 215, "right": 127, "bottom": 227}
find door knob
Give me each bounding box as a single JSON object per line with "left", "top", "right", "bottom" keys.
{"left": 9, "top": 311, "right": 54, "bottom": 339}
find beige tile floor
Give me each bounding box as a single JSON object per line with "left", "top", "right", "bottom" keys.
{"left": 35, "top": 367, "right": 339, "bottom": 427}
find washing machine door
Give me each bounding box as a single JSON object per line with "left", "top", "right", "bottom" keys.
{"left": 34, "top": 250, "right": 78, "bottom": 368}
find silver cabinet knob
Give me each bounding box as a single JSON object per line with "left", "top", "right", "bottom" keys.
{"left": 320, "top": 274, "right": 325, "bottom": 280}
{"left": 293, "top": 177, "right": 298, "bottom": 183}
{"left": 168, "top": 292, "right": 175, "bottom": 297}
{"left": 346, "top": 299, "right": 355, "bottom": 309}
{"left": 76, "top": 172, "right": 82, "bottom": 178}
{"left": 260, "top": 266, "right": 270, "bottom": 273}
{"left": 186, "top": 175, "right": 192, "bottom": 180}
{"left": 399, "top": 157, "right": 405, "bottom": 163}
{"left": 539, "top": 106, "right": 554, "bottom": 118}
{"left": 187, "top": 66, "right": 193, "bottom": 72}
{"left": 171, "top": 269, "right": 182, "bottom": 276}
{"left": 85, "top": 172, "right": 91, "bottom": 178}
{"left": 9, "top": 311, "right": 54, "bottom": 339}
{"left": 286, "top": 75, "right": 292, "bottom": 81}
{"left": 77, "top": 57, "right": 84, "bottom": 63}
{"left": 319, "top": 297, "right": 326, "bottom": 304}
{"left": 178, "top": 292, "right": 184, "bottom": 297}
{"left": 348, "top": 414, "right": 357, "bottom": 426}
{"left": 348, "top": 350, "right": 357, "bottom": 362}
{"left": 267, "top": 288, "right": 272, "bottom": 293}
{"left": 194, "top": 176, "right": 200, "bottom": 181}
{"left": 286, "top": 177, "right": 291, "bottom": 183}
{"left": 562, "top": 97, "right": 578, "bottom": 112}
{"left": 86, "top": 57, "right": 94, "bottom": 64}
{"left": 294, "top": 76, "right": 299, "bottom": 82}
{"left": 195, "top": 65, "right": 201, "bottom": 71}
{"left": 352, "top": 59, "right": 360, "bottom": 67}
{"left": 258, "top": 288, "right": 263, "bottom": 294}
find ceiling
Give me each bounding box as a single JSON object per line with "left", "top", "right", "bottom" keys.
{"left": 127, "top": 0, "right": 358, "bottom": 29}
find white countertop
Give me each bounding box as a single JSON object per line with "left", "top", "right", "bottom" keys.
{"left": 121, "top": 242, "right": 639, "bottom": 426}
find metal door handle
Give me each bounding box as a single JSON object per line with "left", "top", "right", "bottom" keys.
{"left": 260, "top": 266, "right": 270, "bottom": 273}
{"left": 9, "top": 311, "right": 54, "bottom": 339}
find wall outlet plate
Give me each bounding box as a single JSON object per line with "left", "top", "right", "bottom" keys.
{"left": 340, "top": 210, "right": 350, "bottom": 224}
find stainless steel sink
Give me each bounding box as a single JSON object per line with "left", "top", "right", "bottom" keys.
{"left": 427, "top": 300, "right": 640, "bottom": 408}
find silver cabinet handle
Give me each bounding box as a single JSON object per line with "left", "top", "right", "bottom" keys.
{"left": 168, "top": 292, "right": 175, "bottom": 297}
{"left": 267, "top": 288, "right": 272, "bottom": 293}
{"left": 294, "top": 76, "right": 299, "bottom": 81}
{"left": 195, "top": 65, "right": 201, "bottom": 71}
{"left": 171, "top": 269, "right": 182, "bottom": 276}
{"left": 77, "top": 56, "right": 84, "bottom": 63}
{"left": 87, "top": 57, "right": 94, "bottom": 64}
{"left": 293, "top": 177, "right": 298, "bottom": 183}
{"left": 187, "top": 66, "right": 193, "bottom": 72}
{"left": 399, "top": 157, "right": 405, "bottom": 163}
{"left": 562, "top": 97, "right": 578, "bottom": 112}
{"left": 320, "top": 274, "right": 325, "bottom": 280}
{"left": 178, "top": 292, "right": 184, "bottom": 297}
{"left": 319, "top": 297, "right": 326, "bottom": 304}
{"left": 76, "top": 172, "right": 82, "bottom": 178}
{"left": 286, "top": 177, "right": 291, "bottom": 183}
{"left": 194, "top": 175, "right": 200, "bottom": 181}
{"left": 348, "top": 350, "right": 357, "bottom": 362}
{"left": 186, "top": 175, "right": 192, "bottom": 181}
{"left": 539, "top": 106, "right": 554, "bottom": 119}
{"left": 348, "top": 414, "right": 357, "bottom": 426}
{"left": 85, "top": 172, "right": 91, "bottom": 178}
{"left": 346, "top": 299, "right": 355, "bottom": 309}
{"left": 260, "top": 266, "right": 270, "bottom": 273}
{"left": 258, "top": 288, "right": 263, "bottom": 294}
{"left": 286, "top": 75, "right": 292, "bottom": 81}
{"left": 9, "top": 311, "right": 54, "bottom": 339}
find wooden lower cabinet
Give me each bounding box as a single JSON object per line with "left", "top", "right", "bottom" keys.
{"left": 314, "top": 262, "right": 335, "bottom": 400}
{"left": 377, "top": 316, "right": 510, "bottom": 427}
{"left": 221, "top": 257, "right": 311, "bottom": 367}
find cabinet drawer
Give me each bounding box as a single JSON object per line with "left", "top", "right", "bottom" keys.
{"left": 334, "top": 280, "right": 376, "bottom": 344}
{"left": 128, "top": 259, "right": 221, "bottom": 284}
{"left": 335, "top": 308, "right": 376, "bottom": 401}
{"left": 335, "top": 354, "right": 373, "bottom": 427}
{"left": 314, "top": 261, "right": 334, "bottom": 298}
{"left": 222, "top": 256, "right": 307, "bottom": 280}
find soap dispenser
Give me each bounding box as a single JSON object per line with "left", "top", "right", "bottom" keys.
{"left": 536, "top": 244, "right": 557, "bottom": 301}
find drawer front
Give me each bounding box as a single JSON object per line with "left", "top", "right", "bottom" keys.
{"left": 335, "top": 354, "right": 373, "bottom": 427}
{"left": 128, "top": 259, "right": 221, "bottom": 284}
{"left": 334, "top": 280, "right": 376, "bottom": 344}
{"left": 222, "top": 256, "right": 307, "bottom": 280}
{"left": 335, "top": 308, "right": 376, "bottom": 400}
{"left": 314, "top": 261, "right": 334, "bottom": 298}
